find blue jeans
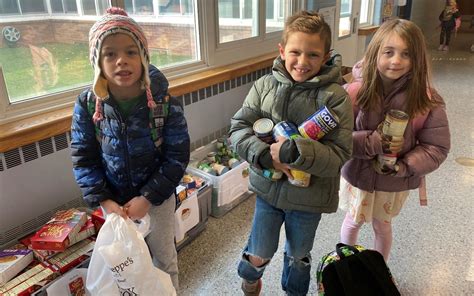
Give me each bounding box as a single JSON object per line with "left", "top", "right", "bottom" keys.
{"left": 238, "top": 196, "right": 322, "bottom": 295}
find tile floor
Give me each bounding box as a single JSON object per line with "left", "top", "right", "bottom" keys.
{"left": 177, "top": 32, "right": 474, "bottom": 295}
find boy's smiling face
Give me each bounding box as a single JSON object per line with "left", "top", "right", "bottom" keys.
{"left": 279, "top": 32, "right": 330, "bottom": 82}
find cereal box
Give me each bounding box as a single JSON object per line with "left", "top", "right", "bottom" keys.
{"left": 30, "top": 209, "right": 87, "bottom": 252}
{"left": 0, "top": 249, "right": 33, "bottom": 286}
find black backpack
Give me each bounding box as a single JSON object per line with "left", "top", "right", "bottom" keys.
{"left": 316, "top": 243, "right": 400, "bottom": 296}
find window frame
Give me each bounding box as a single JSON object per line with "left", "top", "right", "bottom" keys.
{"left": 359, "top": 0, "right": 374, "bottom": 27}
{"left": 0, "top": 0, "right": 300, "bottom": 123}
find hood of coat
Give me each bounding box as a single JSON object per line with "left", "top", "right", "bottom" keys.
{"left": 148, "top": 64, "right": 169, "bottom": 101}
{"left": 272, "top": 50, "right": 342, "bottom": 87}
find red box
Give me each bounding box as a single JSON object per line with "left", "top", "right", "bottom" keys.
{"left": 91, "top": 208, "right": 105, "bottom": 233}
{"left": 30, "top": 209, "right": 87, "bottom": 252}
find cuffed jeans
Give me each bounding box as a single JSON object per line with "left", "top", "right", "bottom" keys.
{"left": 238, "top": 196, "right": 322, "bottom": 295}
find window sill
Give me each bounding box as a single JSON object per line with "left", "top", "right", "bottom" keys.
{"left": 0, "top": 52, "right": 277, "bottom": 153}
{"left": 358, "top": 25, "right": 379, "bottom": 36}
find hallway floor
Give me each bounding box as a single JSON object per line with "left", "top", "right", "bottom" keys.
{"left": 177, "top": 32, "right": 474, "bottom": 295}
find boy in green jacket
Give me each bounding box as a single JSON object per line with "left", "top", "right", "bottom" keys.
{"left": 229, "top": 11, "right": 353, "bottom": 295}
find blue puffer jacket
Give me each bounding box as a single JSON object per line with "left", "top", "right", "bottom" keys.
{"left": 71, "top": 65, "right": 190, "bottom": 208}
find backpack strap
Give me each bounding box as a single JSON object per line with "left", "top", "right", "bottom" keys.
{"left": 149, "top": 95, "right": 170, "bottom": 147}
{"left": 86, "top": 92, "right": 102, "bottom": 142}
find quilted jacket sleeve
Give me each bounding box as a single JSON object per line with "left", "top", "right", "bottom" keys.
{"left": 70, "top": 92, "right": 114, "bottom": 208}
{"left": 395, "top": 103, "right": 450, "bottom": 177}
{"left": 139, "top": 97, "right": 190, "bottom": 205}
{"left": 229, "top": 78, "right": 271, "bottom": 169}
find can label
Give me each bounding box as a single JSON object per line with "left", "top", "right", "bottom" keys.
{"left": 298, "top": 106, "right": 339, "bottom": 140}
{"left": 376, "top": 110, "right": 409, "bottom": 171}
{"left": 273, "top": 122, "right": 301, "bottom": 140}
{"left": 289, "top": 170, "right": 311, "bottom": 187}
{"left": 263, "top": 169, "right": 284, "bottom": 181}
{"left": 273, "top": 121, "right": 310, "bottom": 187}
{"left": 382, "top": 109, "right": 409, "bottom": 137}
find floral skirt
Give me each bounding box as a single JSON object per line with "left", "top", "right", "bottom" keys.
{"left": 338, "top": 177, "right": 409, "bottom": 224}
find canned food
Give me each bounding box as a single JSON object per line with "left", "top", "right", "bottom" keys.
{"left": 207, "top": 152, "right": 217, "bottom": 162}
{"left": 211, "top": 163, "right": 229, "bottom": 175}
{"left": 263, "top": 169, "right": 284, "bottom": 181}
{"left": 376, "top": 109, "right": 409, "bottom": 172}
{"left": 254, "top": 118, "right": 275, "bottom": 144}
{"left": 289, "top": 170, "right": 311, "bottom": 187}
{"left": 273, "top": 121, "right": 310, "bottom": 187}
{"left": 198, "top": 163, "right": 217, "bottom": 175}
{"left": 298, "top": 106, "right": 339, "bottom": 140}
{"left": 382, "top": 109, "right": 409, "bottom": 138}
{"left": 228, "top": 158, "right": 241, "bottom": 169}
{"left": 216, "top": 137, "right": 227, "bottom": 149}
{"left": 273, "top": 121, "right": 301, "bottom": 140}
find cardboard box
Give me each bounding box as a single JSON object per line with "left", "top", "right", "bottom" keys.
{"left": 30, "top": 209, "right": 87, "bottom": 252}
{"left": 90, "top": 208, "right": 105, "bottom": 233}
{"left": 174, "top": 191, "right": 199, "bottom": 243}
{"left": 0, "top": 249, "right": 33, "bottom": 286}
{"left": 46, "top": 268, "right": 90, "bottom": 296}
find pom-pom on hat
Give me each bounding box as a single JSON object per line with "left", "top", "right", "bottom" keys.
{"left": 88, "top": 7, "right": 156, "bottom": 123}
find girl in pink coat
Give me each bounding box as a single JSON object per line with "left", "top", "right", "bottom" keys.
{"left": 339, "top": 19, "right": 450, "bottom": 262}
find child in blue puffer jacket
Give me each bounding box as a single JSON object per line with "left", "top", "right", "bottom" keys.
{"left": 70, "top": 8, "right": 189, "bottom": 291}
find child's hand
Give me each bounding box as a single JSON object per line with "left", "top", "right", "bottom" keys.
{"left": 273, "top": 160, "right": 293, "bottom": 180}
{"left": 270, "top": 136, "right": 287, "bottom": 163}
{"left": 377, "top": 122, "right": 404, "bottom": 154}
{"left": 123, "top": 196, "right": 151, "bottom": 220}
{"left": 100, "top": 199, "right": 128, "bottom": 219}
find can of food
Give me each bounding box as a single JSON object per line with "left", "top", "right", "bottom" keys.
{"left": 228, "top": 158, "right": 241, "bottom": 169}
{"left": 263, "top": 169, "right": 284, "bottom": 181}
{"left": 382, "top": 109, "right": 409, "bottom": 138}
{"left": 216, "top": 137, "right": 227, "bottom": 149}
{"left": 253, "top": 118, "right": 275, "bottom": 144}
{"left": 211, "top": 163, "right": 229, "bottom": 175}
{"left": 207, "top": 152, "right": 217, "bottom": 163}
{"left": 273, "top": 121, "right": 301, "bottom": 140}
{"left": 376, "top": 110, "right": 409, "bottom": 171}
{"left": 198, "top": 163, "right": 217, "bottom": 175}
{"left": 376, "top": 154, "right": 397, "bottom": 169}
{"left": 273, "top": 121, "right": 310, "bottom": 187}
{"left": 298, "top": 106, "right": 339, "bottom": 140}
{"left": 289, "top": 170, "right": 311, "bottom": 187}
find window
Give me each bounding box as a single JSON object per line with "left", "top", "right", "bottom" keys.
{"left": 359, "top": 0, "right": 373, "bottom": 26}
{"left": 338, "top": 0, "right": 352, "bottom": 38}
{"left": 217, "top": 0, "right": 258, "bottom": 43}
{"left": 82, "top": 0, "right": 108, "bottom": 15}
{"left": 265, "top": 0, "right": 286, "bottom": 34}
{"left": 0, "top": 0, "right": 20, "bottom": 14}
{"left": 51, "top": 0, "right": 78, "bottom": 14}
{"left": 0, "top": 0, "right": 291, "bottom": 123}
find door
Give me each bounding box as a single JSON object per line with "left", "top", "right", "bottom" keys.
{"left": 333, "top": 0, "right": 361, "bottom": 66}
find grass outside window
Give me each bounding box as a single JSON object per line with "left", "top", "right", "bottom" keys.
{"left": 0, "top": 43, "right": 190, "bottom": 103}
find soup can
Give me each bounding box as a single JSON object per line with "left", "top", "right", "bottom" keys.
{"left": 382, "top": 109, "right": 409, "bottom": 138}
{"left": 273, "top": 121, "right": 311, "bottom": 187}
{"left": 273, "top": 121, "right": 300, "bottom": 140}
{"left": 298, "top": 106, "right": 339, "bottom": 141}
{"left": 263, "top": 169, "right": 284, "bottom": 181}
{"left": 253, "top": 118, "right": 275, "bottom": 144}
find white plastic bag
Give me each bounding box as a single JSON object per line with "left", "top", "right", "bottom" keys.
{"left": 86, "top": 213, "right": 176, "bottom": 295}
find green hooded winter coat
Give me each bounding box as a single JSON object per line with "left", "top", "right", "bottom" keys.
{"left": 229, "top": 54, "right": 353, "bottom": 213}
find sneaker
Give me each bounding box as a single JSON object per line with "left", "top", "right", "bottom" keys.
{"left": 241, "top": 279, "right": 262, "bottom": 296}
{"left": 438, "top": 45, "right": 444, "bottom": 51}
{"left": 443, "top": 45, "right": 449, "bottom": 51}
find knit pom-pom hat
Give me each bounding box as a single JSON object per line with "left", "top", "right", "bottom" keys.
{"left": 88, "top": 7, "right": 156, "bottom": 123}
